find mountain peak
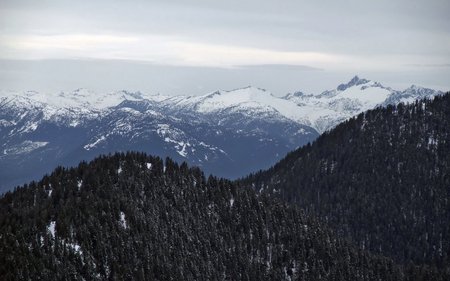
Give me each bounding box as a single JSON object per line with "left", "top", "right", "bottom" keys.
{"left": 337, "top": 75, "right": 370, "bottom": 91}
{"left": 226, "top": 85, "right": 268, "bottom": 93}
{"left": 407, "top": 84, "right": 420, "bottom": 90}
{"left": 281, "top": 91, "right": 310, "bottom": 100}
{"left": 72, "top": 88, "right": 94, "bottom": 96}
{"left": 403, "top": 85, "right": 444, "bottom": 96}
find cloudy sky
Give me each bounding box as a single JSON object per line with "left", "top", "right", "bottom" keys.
{"left": 0, "top": 0, "right": 449, "bottom": 95}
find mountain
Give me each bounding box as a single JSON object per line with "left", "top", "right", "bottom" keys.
{"left": 243, "top": 93, "right": 450, "bottom": 269}
{"left": 0, "top": 77, "right": 443, "bottom": 192}
{"left": 0, "top": 152, "right": 447, "bottom": 280}
{"left": 281, "top": 76, "right": 444, "bottom": 133}
{"left": 0, "top": 88, "right": 318, "bottom": 193}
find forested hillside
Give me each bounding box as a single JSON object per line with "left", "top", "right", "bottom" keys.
{"left": 245, "top": 93, "right": 450, "bottom": 271}
{"left": 0, "top": 152, "right": 445, "bottom": 280}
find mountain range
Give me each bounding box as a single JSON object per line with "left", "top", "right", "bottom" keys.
{"left": 0, "top": 76, "right": 444, "bottom": 192}
{"left": 1, "top": 93, "right": 449, "bottom": 280}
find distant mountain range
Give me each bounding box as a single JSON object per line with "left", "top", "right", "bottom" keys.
{"left": 1, "top": 93, "right": 449, "bottom": 280}
{"left": 0, "top": 76, "right": 444, "bottom": 192}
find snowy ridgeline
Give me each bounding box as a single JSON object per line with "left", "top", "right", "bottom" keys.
{"left": 0, "top": 76, "right": 443, "bottom": 134}
{"left": 0, "top": 76, "right": 443, "bottom": 192}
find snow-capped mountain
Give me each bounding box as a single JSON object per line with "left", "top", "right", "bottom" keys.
{"left": 283, "top": 76, "right": 400, "bottom": 132}
{"left": 0, "top": 76, "right": 444, "bottom": 192}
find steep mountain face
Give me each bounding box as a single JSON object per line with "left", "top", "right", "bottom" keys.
{"left": 0, "top": 88, "right": 318, "bottom": 193}
{"left": 0, "top": 152, "right": 446, "bottom": 280}
{"left": 244, "top": 93, "right": 450, "bottom": 269}
{"left": 0, "top": 77, "right": 443, "bottom": 192}
{"left": 281, "top": 76, "right": 443, "bottom": 133}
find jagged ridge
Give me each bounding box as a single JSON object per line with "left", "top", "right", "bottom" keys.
{"left": 0, "top": 77, "right": 443, "bottom": 192}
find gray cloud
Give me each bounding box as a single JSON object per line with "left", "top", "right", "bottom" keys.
{"left": 406, "top": 63, "right": 450, "bottom": 68}
{"left": 238, "top": 64, "right": 323, "bottom": 71}
{"left": 0, "top": 0, "right": 449, "bottom": 93}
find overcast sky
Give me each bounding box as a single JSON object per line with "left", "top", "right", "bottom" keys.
{"left": 0, "top": 0, "right": 449, "bottom": 95}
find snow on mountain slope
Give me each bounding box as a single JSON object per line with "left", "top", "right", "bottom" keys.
{"left": 0, "top": 89, "right": 167, "bottom": 133}
{"left": 161, "top": 86, "right": 311, "bottom": 123}
{"left": 149, "top": 76, "right": 442, "bottom": 133}
{"left": 382, "top": 85, "right": 443, "bottom": 106}
{"left": 282, "top": 76, "right": 442, "bottom": 132}
{"left": 329, "top": 82, "right": 391, "bottom": 110}
{"left": 0, "top": 76, "right": 444, "bottom": 192}
{"left": 0, "top": 88, "right": 167, "bottom": 113}
{"left": 1, "top": 76, "right": 442, "bottom": 134}
{"left": 154, "top": 82, "right": 373, "bottom": 132}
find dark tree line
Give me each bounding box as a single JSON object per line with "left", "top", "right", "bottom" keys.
{"left": 244, "top": 93, "right": 450, "bottom": 272}
{"left": 1, "top": 152, "right": 446, "bottom": 280}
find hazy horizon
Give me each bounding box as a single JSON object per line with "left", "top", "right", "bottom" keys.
{"left": 1, "top": 0, "right": 449, "bottom": 95}
{"left": 1, "top": 59, "right": 449, "bottom": 96}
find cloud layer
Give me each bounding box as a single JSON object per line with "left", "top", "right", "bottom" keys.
{"left": 0, "top": 0, "right": 449, "bottom": 93}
